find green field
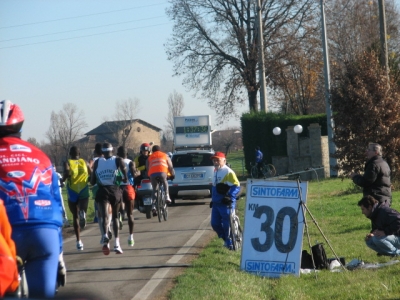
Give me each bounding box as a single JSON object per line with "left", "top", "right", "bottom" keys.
{"left": 168, "top": 177, "right": 400, "bottom": 300}
{"left": 226, "top": 150, "right": 247, "bottom": 179}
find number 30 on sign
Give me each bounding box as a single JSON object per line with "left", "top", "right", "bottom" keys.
{"left": 240, "top": 179, "right": 308, "bottom": 278}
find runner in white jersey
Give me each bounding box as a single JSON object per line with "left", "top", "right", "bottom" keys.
{"left": 89, "top": 143, "right": 112, "bottom": 244}
{"left": 91, "top": 143, "right": 127, "bottom": 255}
{"left": 117, "top": 146, "right": 137, "bottom": 247}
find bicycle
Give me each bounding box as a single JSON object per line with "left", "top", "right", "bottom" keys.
{"left": 154, "top": 176, "right": 168, "bottom": 222}
{"left": 250, "top": 162, "right": 276, "bottom": 179}
{"left": 229, "top": 202, "right": 243, "bottom": 251}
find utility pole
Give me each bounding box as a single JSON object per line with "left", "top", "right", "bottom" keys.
{"left": 378, "top": 0, "right": 389, "bottom": 76}
{"left": 256, "top": 0, "right": 267, "bottom": 112}
{"left": 320, "top": 0, "right": 337, "bottom": 177}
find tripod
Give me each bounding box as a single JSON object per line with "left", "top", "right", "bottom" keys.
{"left": 295, "top": 176, "right": 347, "bottom": 275}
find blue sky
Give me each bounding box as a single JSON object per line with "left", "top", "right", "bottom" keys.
{"left": 0, "top": 0, "right": 248, "bottom": 142}
{"left": 1, "top": 0, "right": 398, "bottom": 142}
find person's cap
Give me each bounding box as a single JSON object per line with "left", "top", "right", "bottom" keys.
{"left": 211, "top": 152, "right": 226, "bottom": 160}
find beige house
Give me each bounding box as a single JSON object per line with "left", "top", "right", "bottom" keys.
{"left": 82, "top": 119, "right": 162, "bottom": 155}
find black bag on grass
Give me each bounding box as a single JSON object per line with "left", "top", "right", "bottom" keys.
{"left": 311, "top": 243, "right": 329, "bottom": 269}
{"left": 301, "top": 243, "right": 329, "bottom": 270}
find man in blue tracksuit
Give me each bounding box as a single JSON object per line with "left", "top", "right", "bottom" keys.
{"left": 210, "top": 152, "right": 240, "bottom": 250}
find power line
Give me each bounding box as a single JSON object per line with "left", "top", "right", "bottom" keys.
{"left": 0, "top": 22, "right": 171, "bottom": 49}
{"left": 0, "top": 16, "right": 166, "bottom": 43}
{"left": 0, "top": 1, "right": 168, "bottom": 29}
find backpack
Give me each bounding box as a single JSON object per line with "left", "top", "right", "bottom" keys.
{"left": 301, "top": 243, "right": 329, "bottom": 270}
{"left": 311, "top": 243, "right": 329, "bottom": 270}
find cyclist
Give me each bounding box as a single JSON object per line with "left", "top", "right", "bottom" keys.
{"left": 0, "top": 99, "right": 64, "bottom": 298}
{"left": 146, "top": 145, "right": 175, "bottom": 216}
{"left": 91, "top": 143, "right": 128, "bottom": 255}
{"left": 63, "top": 146, "right": 92, "bottom": 251}
{"left": 255, "top": 146, "right": 263, "bottom": 178}
{"left": 117, "top": 146, "right": 137, "bottom": 247}
{"left": 209, "top": 151, "right": 240, "bottom": 250}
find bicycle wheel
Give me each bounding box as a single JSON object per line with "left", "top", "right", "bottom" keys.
{"left": 156, "top": 183, "right": 162, "bottom": 222}
{"left": 263, "top": 164, "right": 276, "bottom": 178}
{"left": 250, "top": 165, "right": 258, "bottom": 179}
{"left": 163, "top": 198, "right": 168, "bottom": 221}
{"left": 161, "top": 185, "right": 168, "bottom": 221}
{"left": 230, "top": 209, "right": 243, "bottom": 251}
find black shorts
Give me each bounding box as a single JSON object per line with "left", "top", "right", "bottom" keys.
{"left": 95, "top": 185, "right": 122, "bottom": 206}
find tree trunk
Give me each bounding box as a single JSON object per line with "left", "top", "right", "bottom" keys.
{"left": 248, "top": 90, "right": 258, "bottom": 112}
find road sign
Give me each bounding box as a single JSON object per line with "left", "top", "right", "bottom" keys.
{"left": 240, "top": 179, "right": 308, "bottom": 278}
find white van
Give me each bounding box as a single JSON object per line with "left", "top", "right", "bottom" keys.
{"left": 168, "top": 148, "right": 215, "bottom": 204}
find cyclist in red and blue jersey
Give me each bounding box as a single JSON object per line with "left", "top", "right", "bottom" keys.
{"left": 0, "top": 99, "right": 64, "bottom": 298}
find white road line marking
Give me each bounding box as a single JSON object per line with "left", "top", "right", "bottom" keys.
{"left": 131, "top": 214, "right": 211, "bottom": 300}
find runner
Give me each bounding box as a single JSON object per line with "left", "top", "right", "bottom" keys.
{"left": 91, "top": 143, "right": 128, "bottom": 255}
{"left": 117, "top": 146, "right": 137, "bottom": 247}
{"left": 63, "top": 146, "right": 92, "bottom": 251}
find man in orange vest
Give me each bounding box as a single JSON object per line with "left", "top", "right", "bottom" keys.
{"left": 146, "top": 145, "right": 175, "bottom": 216}
{"left": 0, "top": 199, "right": 19, "bottom": 297}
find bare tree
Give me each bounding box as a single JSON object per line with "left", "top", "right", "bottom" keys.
{"left": 164, "top": 90, "right": 185, "bottom": 141}
{"left": 269, "top": 25, "right": 325, "bottom": 115}
{"left": 212, "top": 127, "right": 242, "bottom": 154}
{"left": 46, "top": 103, "right": 87, "bottom": 161}
{"left": 103, "top": 98, "right": 141, "bottom": 148}
{"left": 327, "top": 0, "right": 400, "bottom": 74}
{"left": 165, "top": 0, "right": 317, "bottom": 122}
{"left": 26, "top": 137, "right": 40, "bottom": 148}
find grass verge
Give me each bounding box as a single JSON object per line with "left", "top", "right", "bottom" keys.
{"left": 168, "top": 177, "right": 400, "bottom": 300}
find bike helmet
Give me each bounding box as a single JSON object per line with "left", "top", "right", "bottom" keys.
{"left": 140, "top": 143, "right": 150, "bottom": 152}
{"left": 0, "top": 100, "right": 24, "bottom": 137}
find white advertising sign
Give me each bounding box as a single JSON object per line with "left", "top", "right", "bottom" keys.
{"left": 240, "top": 179, "right": 308, "bottom": 278}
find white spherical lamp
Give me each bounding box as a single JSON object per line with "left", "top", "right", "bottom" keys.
{"left": 272, "top": 127, "right": 281, "bottom": 135}
{"left": 294, "top": 125, "right": 303, "bottom": 134}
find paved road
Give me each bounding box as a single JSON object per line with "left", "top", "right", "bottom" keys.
{"left": 56, "top": 198, "right": 214, "bottom": 300}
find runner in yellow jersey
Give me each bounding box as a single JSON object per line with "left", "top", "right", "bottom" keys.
{"left": 63, "top": 146, "right": 92, "bottom": 251}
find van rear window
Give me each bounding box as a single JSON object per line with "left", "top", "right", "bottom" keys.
{"left": 172, "top": 153, "right": 214, "bottom": 167}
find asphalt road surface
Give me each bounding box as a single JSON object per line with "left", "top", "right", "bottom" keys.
{"left": 56, "top": 198, "right": 214, "bottom": 300}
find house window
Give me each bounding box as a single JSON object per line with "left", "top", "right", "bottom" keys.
{"left": 137, "top": 127, "right": 141, "bottom": 132}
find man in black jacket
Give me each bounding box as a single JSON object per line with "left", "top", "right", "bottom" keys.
{"left": 350, "top": 143, "right": 392, "bottom": 206}
{"left": 358, "top": 195, "right": 400, "bottom": 257}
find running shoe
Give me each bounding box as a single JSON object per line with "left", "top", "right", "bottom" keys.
{"left": 76, "top": 240, "right": 84, "bottom": 251}
{"left": 102, "top": 237, "right": 110, "bottom": 255}
{"left": 128, "top": 238, "right": 135, "bottom": 247}
{"left": 152, "top": 208, "right": 157, "bottom": 216}
{"left": 114, "top": 245, "right": 123, "bottom": 254}
{"left": 79, "top": 210, "right": 86, "bottom": 229}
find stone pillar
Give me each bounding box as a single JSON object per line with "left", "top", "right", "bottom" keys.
{"left": 308, "top": 123, "right": 322, "bottom": 167}
{"left": 286, "top": 126, "right": 299, "bottom": 158}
